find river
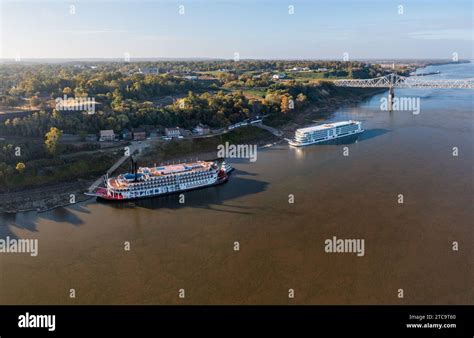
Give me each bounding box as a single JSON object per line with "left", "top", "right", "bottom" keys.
{"left": 0, "top": 62, "right": 472, "bottom": 304}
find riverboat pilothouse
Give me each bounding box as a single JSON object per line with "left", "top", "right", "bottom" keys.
{"left": 86, "top": 159, "right": 229, "bottom": 201}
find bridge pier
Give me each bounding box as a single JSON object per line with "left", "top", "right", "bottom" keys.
{"left": 388, "top": 87, "right": 394, "bottom": 112}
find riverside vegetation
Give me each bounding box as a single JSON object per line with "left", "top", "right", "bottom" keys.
{"left": 0, "top": 60, "right": 412, "bottom": 211}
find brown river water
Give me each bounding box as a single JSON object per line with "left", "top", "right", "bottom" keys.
{"left": 0, "top": 63, "right": 472, "bottom": 304}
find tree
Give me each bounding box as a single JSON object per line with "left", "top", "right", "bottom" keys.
{"left": 63, "top": 87, "right": 72, "bottom": 95}
{"left": 296, "top": 93, "right": 307, "bottom": 108}
{"left": 280, "top": 95, "right": 291, "bottom": 114}
{"left": 16, "top": 162, "right": 26, "bottom": 173}
{"left": 30, "top": 95, "right": 41, "bottom": 107}
{"left": 45, "top": 127, "right": 63, "bottom": 154}
{"left": 78, "top": 130, "right": 88, "bottom": 141}
{"left": 348, "top": 67, "right": 353, "bottom": 79}
{"left": 52, "top": 109, "right": 62, "bottom": 120}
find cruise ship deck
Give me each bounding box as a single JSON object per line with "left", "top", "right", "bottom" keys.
{"left": 109, "top": 161, "right": 215, "bottom": 189}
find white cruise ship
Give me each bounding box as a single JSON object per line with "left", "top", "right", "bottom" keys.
{"left": 288, "top": 120, "right": 363, "bottom": 147}
{"left": 86, "top": 159, "right": 228, "bottom": 201}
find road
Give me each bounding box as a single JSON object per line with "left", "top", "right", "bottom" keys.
{"left": 253, "top": 122, "right": 284, "bottom": 137}
{"left": 87, "top": 141, "right": 150, "bottom": 193}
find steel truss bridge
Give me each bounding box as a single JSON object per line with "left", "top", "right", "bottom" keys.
{"left": 333, "top": 73, "right": 473, "bottom": 111}
{"left": 333, "top": 73, "right": 474, "bottom": 89}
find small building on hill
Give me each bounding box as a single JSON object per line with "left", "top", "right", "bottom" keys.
{"left": 132, "top": 130, "right": 147, "bottom": 141}
{"left": 193, "top": 123, "right": 210, "bottom": 135}
{"left": 99, "top": 129, "right": 115, "bottom": 142}
{"left": 165, "top": 127, "right": 181, "bottom": 138}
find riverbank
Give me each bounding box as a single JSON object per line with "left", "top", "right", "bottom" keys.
{"left": 0, "top": 86, "right": 382, "bottom": 213}
{"left": 136, "top": 126, "right": 277, "bottom": 166}
{"left": 0, "top": 180, "right": 93, "bottom": 213}
{"left": 0, "top": 150, "right": 119, "bottom": 213}
{"left": 279, "top": 87, "right": 384, "bottom": 137}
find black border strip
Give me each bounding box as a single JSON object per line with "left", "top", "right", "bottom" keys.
{"left": 0, "top": 305, "right": 472, "bottom": 337}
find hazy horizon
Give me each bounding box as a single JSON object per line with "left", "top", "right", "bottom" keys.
{"left": 1, "top": 0, "right": 472, "bottom": 60}
{"left": 1, "top": 57, "right": 473, "bottom": 62}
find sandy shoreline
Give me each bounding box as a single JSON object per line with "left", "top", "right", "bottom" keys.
{"left": 0, "top": 181, "right": 94, "bottom": 214}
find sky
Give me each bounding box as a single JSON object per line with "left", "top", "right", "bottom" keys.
{"left": 0, "top": 0, "right": 472, "bottom": 60}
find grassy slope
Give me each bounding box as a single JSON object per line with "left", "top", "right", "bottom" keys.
{"left": 2, "top": 152, "right": 119, "bottom": 192}
{"left": 139, "top": 126, "right": 275, "bottom": 165}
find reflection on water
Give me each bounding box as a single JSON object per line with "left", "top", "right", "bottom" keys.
{"left": 102, "top": 171, "right": 269, "bottom": 212}
{"left": 0, "top": 62, "right": 472, "bottom": 305}
{"left": 290, "top": 128, "right": 390, "bottom": 162}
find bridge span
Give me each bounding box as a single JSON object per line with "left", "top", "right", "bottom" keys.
{"left": 333, "top": 73, "right": 473, "bottom": 111}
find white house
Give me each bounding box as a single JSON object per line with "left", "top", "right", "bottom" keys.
{"left": 272, "top": 73, "right": 286, "bottom": 80}
{"left": 165, "top": 127, "right": 181, "bottom": 138}
{"left": 99, "top": 130, "right": 115, "bottom": 142}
